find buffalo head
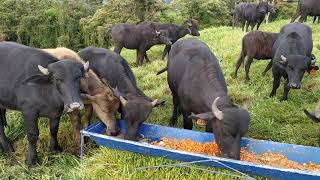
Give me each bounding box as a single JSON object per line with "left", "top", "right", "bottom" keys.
{"left": 24, "top": 60, "right": 89, "bottom": 112}
{"left": 155, "top": 30, "right": 172, "bottom": 46}
{"left": 185, "top": 19, "right": 200, "bottom": 36}
{"left": 113, "top": 87, "right": 165, "bottom": 140}
{"left": 257, "top": 2, "right": 269, "bottom": 15}
{"left": 189, "top": 97, "right": 249, "bottom": 160}
{"left": 279, "top": 55, "right": 312, "bottom": 89}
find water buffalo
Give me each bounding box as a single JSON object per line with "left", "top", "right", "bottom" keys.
{"left": 42, "top": 47, "right": 120, "bottom": 142}
{"left": 232, "top": 31, "right": 279, "bottom": 82}
{"left": 0, "top": 42, "right": 88, "bottom": 166}
{"left": 166, "top": 38, "right": 250, "bottom": 160}
{"left": 79, "top": 47, "right": 164, "bottom": 140}
{"left": 270, "top": 23, "right": 315, "bottom": 100}
{"left": 233, "top": 1, "right": 275, "bottom": 32}
{"left": 291, "top": 0, "right": 320, "bottom": 23}
{"left": 109, "top": 23, "right": 172, "bottom": 65}
{"left": 140, "top": 19, "right": 200, "bottom": 60}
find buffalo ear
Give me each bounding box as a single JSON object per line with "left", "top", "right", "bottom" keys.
{"left": 22, "top": 74, "right": 51, "bottom": 86}
{"left": 189, "top": 113, "right": 213, "bottom": 121}
{"left": 303, "top": 109, "right": 320, "bottom": 123}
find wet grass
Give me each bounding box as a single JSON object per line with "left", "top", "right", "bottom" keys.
{"left": 1, "top": 19, "right": 320, "bottom": 179}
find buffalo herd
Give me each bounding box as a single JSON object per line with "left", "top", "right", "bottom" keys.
{"left": 0, "top": 0, "right": 319, "bottom": 167}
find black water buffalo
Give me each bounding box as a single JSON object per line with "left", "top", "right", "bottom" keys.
{"left": 140, "top": 19, "right": 200, "bottom": 60}
{"left": 0, "top": 42, "right": 88, "bottom": 166}
{"left": 233, "top": 2, "right": 275, "bottom": 32}
{"left": 79, "top": 47, "right": 164, "bottom": 140}
{"left": 291, "top": 0, "right": 320, "bottom": 23}
{"left": 109, "top": 23, "right": 172, "bottom": 65}
{"left": 166, "top": 38, "right": 250, "bottom": 160}
{"left": 270, "top": 23, "right": 315, "bottom": 100}
{"left": 233, "top": 31, "right": 279, "bottom": 82}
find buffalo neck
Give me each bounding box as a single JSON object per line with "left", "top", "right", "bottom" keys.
{"left": 118, "top": 75, "right": 151, "bottom": 102}
{"left": 177, "top": 26, "right": 189, "bottom": 40}
{"left": 81, "top": 70, "right": 108, "bottom": 95}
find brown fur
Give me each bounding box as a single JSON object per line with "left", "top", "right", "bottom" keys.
{"left": 42, "top": 47, "right": 120, "bottom": 143}
{"left": 233, "top": 31, "right": 279, "bottom": 82}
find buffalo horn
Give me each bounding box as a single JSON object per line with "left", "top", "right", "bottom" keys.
{"left": 83, "top": 61, "right": 90, "bottom": 71}
{"left": 38, "top": 65, "right": 49, "bottom": 75}
{"left": 212, "top": 97, "right": 223, "bottom": 120}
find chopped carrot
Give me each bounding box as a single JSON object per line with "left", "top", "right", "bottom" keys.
{"left": 151, "top": 137, "right": 320, "bottom": 172}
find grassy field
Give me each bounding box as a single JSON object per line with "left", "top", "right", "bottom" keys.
{"left": 1, "top": 19, "right": 320, "bottom": 179}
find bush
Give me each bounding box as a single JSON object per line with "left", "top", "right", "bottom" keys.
{"left": 171, "top": 0, "right": 230, "bottom": 28}
{"left": 271, "top": 2, "right": 298, "bottom": 21}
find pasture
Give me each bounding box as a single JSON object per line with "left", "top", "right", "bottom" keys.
{"left": 1, "top": 19, "right": 320, "bottom": 179}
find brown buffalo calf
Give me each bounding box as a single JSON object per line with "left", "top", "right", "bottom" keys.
{"left": 42, "top": 47, "right": 120, "bottom": 143}
{"left": 232, "top": 31, "right": 279, "bottom": 82}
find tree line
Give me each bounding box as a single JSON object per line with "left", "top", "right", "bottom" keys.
{"left": 0, "top": 0, "right": 297, "bottom": 51}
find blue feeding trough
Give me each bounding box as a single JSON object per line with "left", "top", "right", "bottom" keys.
{"left": 80, "top": 120, "right": 320, "bottom": 180}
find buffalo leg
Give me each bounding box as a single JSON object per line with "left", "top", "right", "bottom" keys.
{"left": 241, "top": 21, "right": 246, "bottom": 31}
{"left": 136, "top": 50, "right": 144, "bottom": 65}
{"left": 290, "top": 7, "right": 300, "bottom": 23}
{"left": 114, "top": 44, "right": 123, "bottom": 54}
{"left": 262, "top": 61, "right": 272, "bottom": 76}
{"left": 162, "top": 45, "right": 171, "bottom": 60}
{"left": 245, "top": 57, "right": 254, "bottom": 82}
{"left": 281, "top": 79, "right": 290, "bottom": 101}
{"left": 0, "top": 108, "right": 13, "bottom": 152}
{"left": 299, "top": 14, "right": 307, "bottom": 23}
{"left": 245, "top": 22, "right": 250, "bottom": 32}
{"left": 49, "top": 117, "right": 62, "bottom": 152}
{"left": 83, "top": 104, "right": 93, "bottom": 128}
{"left": 233, "top": 49, "right": 247, "bottom": 79}
{"left": 144, "top": 52, "right": 150, "bottom": 62}
{"left": 256, "top": 21, "right": 263, "bottom": 30}
{"left": 182, "top": 112, "right": 193, "bottom": 130}
{"left": 169, "top": 94, "right": 180, "bottom": 127}
{"left": 270, "top": 71, "right": 281, "bottom": 97}
{"left": 24, "top": 112, "right": 39, "bottom": 166}
{"left": 68, "top": 110, "right": 81, "bottom": 143}
{"left": 313, "top": 16, "right": 317, "bottom": 23}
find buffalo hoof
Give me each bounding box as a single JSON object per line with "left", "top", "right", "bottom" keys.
{"left": 25, "top": 156, "right": 38, "bottom": 167}
{"left": 280, "top": 97, "right": 288, "bottom": 102}
{"left": 49, "top": 144, "right": 63, "bottom": 153}
{"left": 245, "top": 79, "right": 250, "bottom": 83}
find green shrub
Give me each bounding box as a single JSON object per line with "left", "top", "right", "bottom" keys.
{"left": 171, "top": 0, "right": 230, "bottom": 28}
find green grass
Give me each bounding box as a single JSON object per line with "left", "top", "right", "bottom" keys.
{"left": 1, "top": 19, "right": 320, "bottom": 179}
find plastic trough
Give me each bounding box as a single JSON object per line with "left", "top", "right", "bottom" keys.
{"left": 80, "top": 120, "right": 320, "bottom": 180}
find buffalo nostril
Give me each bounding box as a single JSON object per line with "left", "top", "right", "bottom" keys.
{"left": 288, "top": 83, "right": 301, "bottom": 89}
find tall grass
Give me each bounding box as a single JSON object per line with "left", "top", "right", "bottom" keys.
{"left": 0, "top": 19, "right": 320, "bottom": 179}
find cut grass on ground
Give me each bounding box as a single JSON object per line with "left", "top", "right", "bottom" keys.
{"left": 1, "top": 19, "right": 320, "bottom": 180}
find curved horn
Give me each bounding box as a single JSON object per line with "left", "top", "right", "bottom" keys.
{"left": 280, "top": 55, "right": 287, "bottom": 64}
{"left": 119, "top": 96, "right": 128, "bottom": 107}
{"left": 151, "top": 99, "right": 158, "bottom": 107}
{"left": 187, "top": 22, "right": 192, "bottom": 26}
{"left": 315, "top": 101, "right": 320, "bottom": 119}
{"left": 212, "top": 97, "right": 223, "bottom": 120}
{"left": 155, "top": 30, "right": 161, "bottom": 35}
{"left": 38, "top": 65, "right": 49, "bottom": 75}
{"left": 83, "top": 61, "right": 90, "bottom": 72}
